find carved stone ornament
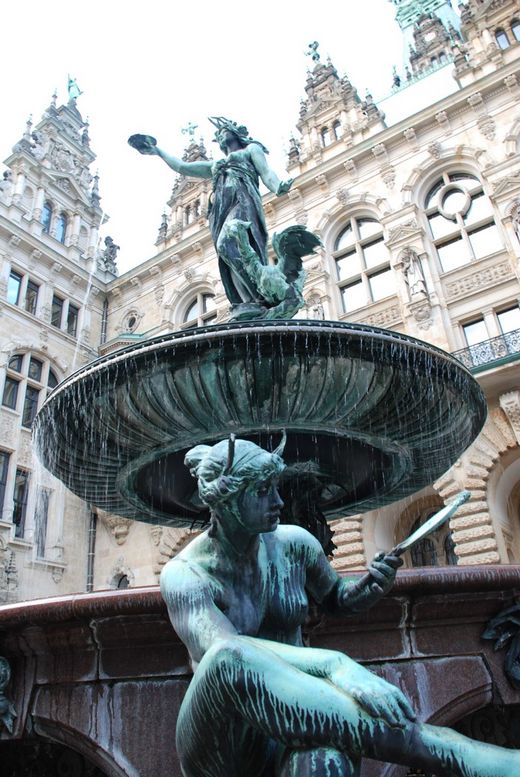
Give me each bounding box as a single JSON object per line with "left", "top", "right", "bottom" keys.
{"left": 493, "top": 176, "right": 520, "bottom": 198}
{"left": 482, "top": 603, "right": 520, "bottom": 690}
{"left": 385, "top": 220, "right": 421, "bottom": 248}
{"left": 445, "top": 262, "right": 513, "bottom": 299}
{"left": 0, "top": 656, "right": 17, "bottom": 734}
{"left": 477, "top": 115, "right": 496, "bottom": 141}
{"left": 499, "top": 391, "right": 520, "bottom": 444}
{"left": 364, "top": 304, "right": 401, "bottom": 328}
{"left": 101, "top": 514, "right": 132, "bottom": 545}
{"left": 408, "top": 298, "right": 433, "bottom": 330}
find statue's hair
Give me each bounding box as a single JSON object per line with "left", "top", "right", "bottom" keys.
{"left": 185, "top": 438, "right": 285, "bottom": 513}
{"left": 208, "top": 116, "right": 269, "bottom": 154}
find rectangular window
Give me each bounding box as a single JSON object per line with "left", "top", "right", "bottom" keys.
{"left": 2, "top": 376, "right": 19, "bottom": 410}
{"left": 341, "top": 280, "right": 367, "bottom": 313}
{"left": 67, "top": 304, "right": 79, "bottom": 337}
{"left": 25, "top": 280, "right": 39, "bottom": 315}
{"left": 7, "top": 270, "right": 22, "bottom": 305}
{"left": 463, "top": 319, "right": 494, "bottom": 367}
{"left": 497, "top": 306, "right": 520, "bottom": 357}
{"left": 13, "top": 469, "right": 29, "bottom": 538}
{"left": 468, "top": 223, "right": 503, "bottom": 260}
{"left": 497, "top": 307, "right": 520, "bottom": 334}
{"left": 463, "top": 319, "right": 488, "bottom": 346}
{"left": 369, "top": 267, "right": 396, "bottom": 302}
{"left": 0, "top": 450, "right": 10, "bottom": 517}
{"left": 336, "top": 251, "right": 361, "bottom": 281}
{"left": 34, "top": 487, "right": 50, "bottom": 557}
{"left": 437, "top": 236, "right": 470, "bottom": 273}
{"left": 51, "top": 295, "right": 64, "bottom": 328}
{"left": 362, "top": 238, "right": 387, "bottom": 270}
{"left": 22, "top": 386, "right": 40, "bottom": 428}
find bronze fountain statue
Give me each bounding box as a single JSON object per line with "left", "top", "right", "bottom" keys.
{"left": 32, "top": 117, "right": 519, "bottom": 776}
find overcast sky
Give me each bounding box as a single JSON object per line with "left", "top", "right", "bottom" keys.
{"left": 1, "top": 0, "right": 409, "bottom": 273}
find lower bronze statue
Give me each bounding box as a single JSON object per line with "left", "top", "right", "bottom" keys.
{"left": 160, "top": 437, "right": 520, "bottom": 777}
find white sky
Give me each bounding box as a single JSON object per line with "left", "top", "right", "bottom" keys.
{"left": 1, "top": 0, "right": 408, "bottom": 274}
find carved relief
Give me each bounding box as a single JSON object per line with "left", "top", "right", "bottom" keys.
{"left": 445, "top": 262, "right": 513, "bottom": 299}
{"left": 385, "top": 220, "right": 421, "bottom": 248}
{"left": 477, "top": 116, "right": 496, "bottom": 141}
{"left": 499, "top": 392, "right": 520, "bottom": 444}
{"left": 101, "top": 514, "right": 133, "bottom": 545}
{"left": 364, "top": 304, "right": 401, "bottom": 328}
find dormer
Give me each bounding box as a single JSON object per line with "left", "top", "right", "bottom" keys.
{"left": 458, "top": 0, "right": 520, "bottom": 85}
{"left": 156, "top": 138, "right": 211, "bottom": 248}
{"left": 408, "top": 12, "right": 456, "bottom": 75}
{"left": 1, "top": 89, "right": 105, "bottom": 276}
{"left": 291, "top": 54, "right": 385, "bottom": 173}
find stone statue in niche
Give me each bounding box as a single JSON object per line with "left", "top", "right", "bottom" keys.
{"left": 160, "top": 436, "right": 520, "bottom": 777}
{"left": 129, "top": 118, "right": 320, "bottom": 322}
{"left": 400, "top": 246, "right": 428, "bottom": 301}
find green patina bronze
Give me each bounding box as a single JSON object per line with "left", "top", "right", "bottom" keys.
{"left": 129, "top": 118, "right": 319, "bottom": 321}
{"left": 161, "top": 436, "right": 520, "bottom": 777}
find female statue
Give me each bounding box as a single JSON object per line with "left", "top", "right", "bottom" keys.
{"left": 160, "top": 436, "right": 520, "bottom": 777}
{"left": 129, "top": 119, "right": 319, "bottom": 321}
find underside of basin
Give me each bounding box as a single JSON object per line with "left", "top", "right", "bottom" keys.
{"left": 35, "top": 319, "right": 487, "bottom": 528}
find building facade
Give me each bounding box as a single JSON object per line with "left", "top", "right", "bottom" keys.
{"left": 1, "top": 0, "right": 520, "bottom": 602}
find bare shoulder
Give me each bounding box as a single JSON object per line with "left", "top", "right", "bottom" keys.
{"left": 270, "top": 524, "right": 323, "bottom": 560}
{"left": 160, "top": 533, "right": 213, "bottom": 605}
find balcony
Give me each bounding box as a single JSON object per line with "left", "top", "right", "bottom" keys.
{"left": 453, "top": 328, "right": 520, "bottom": 371}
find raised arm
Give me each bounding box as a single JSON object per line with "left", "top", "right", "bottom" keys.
{"left": 248, "top": 143, "right": 293, "bottom": 196}
{"left": 128, "top": 134, "right": 212, "bottom": 179}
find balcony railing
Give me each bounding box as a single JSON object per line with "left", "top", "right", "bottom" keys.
{"left": 453, "top": 328, "right": 520, "bottom": 370}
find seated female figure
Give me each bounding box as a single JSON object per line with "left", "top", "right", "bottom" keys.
{"left": 160, "top": 437, "right": 520, "bottom": 777}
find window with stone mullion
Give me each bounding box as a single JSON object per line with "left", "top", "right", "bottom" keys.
{"left": 425, "top": 172, "right": 502, "bottom": 273}
{"left": 334, "top": 217, "right": 392, "bottom": 314}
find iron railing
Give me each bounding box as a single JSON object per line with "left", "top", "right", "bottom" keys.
{"left": 453, "top": 328, "right": 520, "bottom": 370}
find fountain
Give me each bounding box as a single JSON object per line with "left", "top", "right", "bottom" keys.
{"left": 1, "top": 116, "right": 519, "bottom": 777}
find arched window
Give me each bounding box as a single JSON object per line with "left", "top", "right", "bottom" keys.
{"left": 183, "top": 293, "right": 217, "bottom": 328}
{"left": 41, "top": 201, "right": 53, "bottom": 233}
{"left": 400, "top": 508, "right": 458, "bottom": 568}
{"left": 512, "top": 19, "right": 520, "bottom": 41}
{"left": 193, "top": 199, "right": 201, "bottom": 219}
{"left": 332, "top": 216, "right": 394, "bottom": 314}
{"left": 332, "top": 121, "right": 342, "bottom": 140}
{"left": 185, "top": 205, "right": 192, "bottom": 225}
{"left": 55, "top": 213, "right": 68, "bottom": 243}
{"left": 495, "top": 29, "right": 510, "bottom": 49}
{"left": 320, "top": 127, "right": 331, "bottom": 147}
{"left": 1, "top": 353, "right": 60, "bottom": 428}
{"left": 424, "top": 172, "right": 502, "bottom": 273}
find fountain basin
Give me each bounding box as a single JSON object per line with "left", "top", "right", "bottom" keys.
{"left": 35, "top": 319, "right": 487, "bottom": 527}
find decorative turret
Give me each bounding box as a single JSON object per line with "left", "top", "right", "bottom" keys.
{"left": 156, "top": 128, "right": 211, "bottom": 247}
{"left": 408, "top": 12, "right": 459, "bottom": 76}
{"left": 291, "top": 44, "right": 385, "bottom": 172}
{"left": 2, "top": 83, "right": 106, "bottom": 270}
{"left": 457, "top": 0, "right": 520, "bottom": 86}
